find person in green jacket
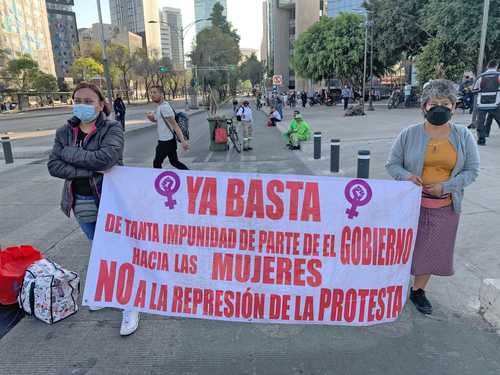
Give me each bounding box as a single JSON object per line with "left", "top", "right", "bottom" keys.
{"left": 286, "top": 111, "right": 311, "bottom": 150}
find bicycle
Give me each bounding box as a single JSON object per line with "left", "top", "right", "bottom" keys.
{"left": 226, "top": 119, "right": 241, "bottom": 153}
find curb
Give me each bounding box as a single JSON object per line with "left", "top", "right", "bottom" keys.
{"left": 480, "top": 278, "right": 500, "bottom": 328}
{"left": 0, "top": 109, "right": 207, "bottom": 161}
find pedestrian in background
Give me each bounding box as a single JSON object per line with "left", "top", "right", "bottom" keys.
{"left": 300, "top": 91, "right": 307, "bottom": 108}
{"left": 47, "top": 83, "right": 140, "bottom": 336}
{"left": 341, "top": 85, "right": 352, "bottom": 110}
{"left": 147, "top": 85, "right": 189, "bottom": 169}
{"left": 268, "top": 106, "right": 282, "bottom": 127}
{"left": 473, "top": 60, "right": 500, "bottom": 146}
{"left": 276, "top": 95, "right": 283, "bottom": 119}
{"left": 113, "top": 93, "right": 126, "bottom": 130}
{"left": 386, "top": 79, "right": 480, "bottom": 315}
{"left": 237, "top": 100, "right": 253, "bottom": 151}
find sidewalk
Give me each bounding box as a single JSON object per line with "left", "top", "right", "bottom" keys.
{"left": 0, "top": 103, "right": 499, "bottom": 375}
{"left": 0, "top": 97, "right": 193, "bottom": 122}
{"left": 272, "top": 103, "right": 500, "bottom": 321}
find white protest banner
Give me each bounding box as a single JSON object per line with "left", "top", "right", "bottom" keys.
{"left": 83, "top": 167, "right": 421, "bottom": 326}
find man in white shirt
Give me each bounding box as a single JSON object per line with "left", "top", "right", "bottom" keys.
{"left": 236, "top": 100, "right": 253, "bottom": 151}
{"left": 146, "top": 85, "right": 189, "bottom": 168}
{"left": 268, "top": 106, "right": 282, "bottom": 127}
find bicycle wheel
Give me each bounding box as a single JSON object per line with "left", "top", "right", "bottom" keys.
{"left": 229, "top": 126, "right": 241, "bottom": 153}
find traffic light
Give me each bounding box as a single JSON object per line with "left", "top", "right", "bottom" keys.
{"left": 159, "top": 66, "right": 169, "bottom": 73}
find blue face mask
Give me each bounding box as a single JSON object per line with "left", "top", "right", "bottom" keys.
{"left": 73, "top": 104, "right": 98, "bottom": 123}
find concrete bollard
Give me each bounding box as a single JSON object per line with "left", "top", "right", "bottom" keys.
{"left": 1, "top": 136, "right": 14, "bottom": 164}
{"left": 357, "top": 150, "right": 370, "bottom": 179}
{"left": 313, "top": 132, "right": 322, "bottom": 160}
{"left": 330, "top": 139, "right": 340, "bottom": 173}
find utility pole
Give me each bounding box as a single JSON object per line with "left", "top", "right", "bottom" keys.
{"left": 368, "top": 20, "right": 375, "bottom": 111}
{"left": 96, "top": 0, "right": 113, "bottom": 107}
{"left": 477, "top": 0, "right": 490, "bottom": 76}
{"left": 472, "top": 0, "right": 490, "bottom": 128}
{"left": 361, "top": 16, "right": 368, "bottom": 114}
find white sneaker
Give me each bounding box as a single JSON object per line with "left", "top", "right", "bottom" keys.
{"left": 120, "top": 310, "right": 140, "bottom": 336}
{"left": 88, "top": 305, "right": 105, "bottom": 311}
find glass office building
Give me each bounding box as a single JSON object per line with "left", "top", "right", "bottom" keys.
{"left": 194, "top": 0, "right": 227, "bottom": 35}
{"left": 327, "top": 0, "right": 365, "bottom": 17}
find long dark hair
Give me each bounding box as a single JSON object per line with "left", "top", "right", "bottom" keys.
{"left": 72, "top": 82, "right": 111, "bottom": 116}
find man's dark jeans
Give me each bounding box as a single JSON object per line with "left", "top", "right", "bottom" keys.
{"left": 477, "top": 107, "right": 500, "bottom": 140}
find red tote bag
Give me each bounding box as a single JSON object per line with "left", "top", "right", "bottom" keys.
{"left": 0, "top": 245, "right": 43, "bottom": 305}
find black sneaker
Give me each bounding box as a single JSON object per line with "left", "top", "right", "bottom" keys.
{"left": 247, "top": 147, "right": 253, "bottom": 151}
{"left": 410, "top": 288, "right": 432, "bottom": 315}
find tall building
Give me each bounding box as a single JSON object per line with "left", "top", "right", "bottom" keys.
{"left": 45, "top": 0, "right": 78, "bottom": 80}
{"left": 78, "top": 24, "right": 143, "bottom": 56}
{"left": 263, "top": 0, "right": 326, "bottom": 90}
{"left": 109, "top": 0, "right": 161, "bottom": 57}
{"left": 160, "top": 7, "right": 184, "bottom": 69}
{"left": 0, "top": 0, "right": 56, "bottom": 75}
{"left": 327, "top": 0, "right": 365, "bottom": 17}
{"left": 260, "top": 1, "right": 268, "bottom": 67}
{"left": 194, "top": 0, "right": 227, "bottom": 35}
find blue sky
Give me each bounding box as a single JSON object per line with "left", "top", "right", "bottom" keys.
{"left": 74, "top": 0, "right": 111, "bottom": 28}
{"left": 73, "top": 0, "right": 262, "bottom": 52}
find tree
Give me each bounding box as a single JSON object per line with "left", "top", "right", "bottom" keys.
{"left": 422, "top": 0, "right": 500, "bottom": 71}
{"left": 190, "top": 21, "right": 240, "bottom": 100}
{"left": 32, "top": 72, "right": 58, "bottom": 92}
{"left": 133, "top": 49, "right": 172, "bottom": 101}
{"left": 416, "top": 37, "right": 469, "bottom": 84}
{"left": 210, "top": 2, "right": 240, "bottom": 44}
{"left": 109, "top": 45, "right": 133, "bottom": 103}
{"left": 363, "top": 0, "right": 431, "bottom": 68}
{"left": 164, "top": 71, "right": 185, "bottom": 99}
{"left": 4, "top": 55, "right": 39, "bottom": 90}
{"left": 239, "top": 53, "right": 264, "bottom": 87}
{"left": 240, "top": 79, "right": 252, "bottom": 93}
{"left": 293, "top": 14, "right": 384, "bottom": 87}
{"left": 71, "top": 57, "right": 104, "bottom": 82}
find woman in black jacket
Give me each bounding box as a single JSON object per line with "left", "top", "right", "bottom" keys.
{"left": 47, "top": 83, "right": 139, "bottom": 336}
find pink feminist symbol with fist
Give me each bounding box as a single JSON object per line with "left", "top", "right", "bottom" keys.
{"left": 344, "top": 179, "right": 373, "bottom": 219}
{"left": 155, "top": 171, "right": 181, "bottom": 209}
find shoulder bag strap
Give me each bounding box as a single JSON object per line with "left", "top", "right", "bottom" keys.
{"left": 158, "top": 105, "right": 178, "bottom": 140}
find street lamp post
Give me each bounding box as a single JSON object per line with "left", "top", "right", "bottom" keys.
{"left": 96, "top": 0, "right": 113, "bottom": 107}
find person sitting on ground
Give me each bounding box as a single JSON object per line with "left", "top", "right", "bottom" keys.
{"left": 285, "top": 111, "right": 311, "bottom": 150}
{"left": 268, "top": 106, "right": 282, "bottom": 127}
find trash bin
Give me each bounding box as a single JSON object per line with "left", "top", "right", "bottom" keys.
{"left": 208, "top": 116, "right": 229, "bottom": 151}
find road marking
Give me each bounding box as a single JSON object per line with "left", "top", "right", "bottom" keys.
{"left": 204, "top": 152, "right": 213, "bottom": 163}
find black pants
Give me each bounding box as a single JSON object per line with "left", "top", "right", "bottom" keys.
{"left": 115, "top": 111, "right": 125, "bottom": 129}
{"left": 153, "top": 139, "right": 189, "bottom": 169}
{"left": 343, "top": 98, "right": 349, "bottom": 110}
{"left": 477, "top": 107, "right": 500, "bottom": 139}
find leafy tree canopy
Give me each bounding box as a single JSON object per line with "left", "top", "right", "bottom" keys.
{"left": 71, "top": 57, "right": 104, "bottom": 82}
{"left": 292, "top": 14, "right": 385, "bottom": 86}
{"left": 239, "top": 53, "right": 264, "bottom": 87}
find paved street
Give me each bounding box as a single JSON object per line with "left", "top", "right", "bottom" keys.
{"left": 0, "top": 102, "right": 499, "bottom": 374}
